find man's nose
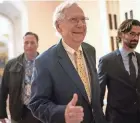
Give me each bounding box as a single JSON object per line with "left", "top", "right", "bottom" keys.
{"left": 77, "top": 19, "right": 86, "bottom": 27}
{"left": 27, "top": 43, "right": 32, "bottom": 47}
{"left": 134, "top": 34, "right": 139, "bottom": 40}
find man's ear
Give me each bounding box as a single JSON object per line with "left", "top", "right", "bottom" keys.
{"left": 37, "top": 43, "right": 39, "bottom": 48}
{"left": 120, "top": 33, "right": 125, "bottom": 38}
{"left": 118, "top": 33, "right": 124, "bottom": 40}
{"left": 56, "top": 21, "right": 62, "bottom": 33}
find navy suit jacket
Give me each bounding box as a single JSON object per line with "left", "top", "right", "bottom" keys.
{"left": 28, "top": 41, "right": 106, "bottom": 123}
{"left": 98, "top": 49, "right": 140, "bottom": 123}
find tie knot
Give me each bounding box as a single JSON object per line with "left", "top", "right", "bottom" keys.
{"left": 75, "top": 50, "right": 82, "bottom": 56}
{"left": 128, "top": 52, "right": 134, "bottom": 59}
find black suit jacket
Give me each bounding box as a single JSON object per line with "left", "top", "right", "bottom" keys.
{"left": 98, "top": 49, "right": 140, "bottom": 122}
{"left": 28, "top": 41, "right": 107, "bottom": 123}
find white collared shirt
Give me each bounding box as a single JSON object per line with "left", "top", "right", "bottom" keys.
{"left": 62, "top": 40, "right": 90, "bottom": 88}
{"left": 119, "top": 48, "right": 138, "bottom": 76}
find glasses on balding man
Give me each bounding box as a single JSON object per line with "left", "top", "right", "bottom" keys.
{"left": 66, "top": 16, "right": 89, "bottom": 25}
{"left": 127, "top": 31, "right": 140, "bottom": 38}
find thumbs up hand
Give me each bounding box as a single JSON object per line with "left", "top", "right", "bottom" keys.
{"left": 65, "top": 94, "right": 84, "bottom": 123}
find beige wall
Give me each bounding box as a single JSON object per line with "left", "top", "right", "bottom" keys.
{"left": 25, "top": 1, "right": 61, "bottom": 53}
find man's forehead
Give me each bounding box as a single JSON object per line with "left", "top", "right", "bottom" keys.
{"left": 131, "top": 26, "right": 140, "bottom": 32}
{"left": 63, "top": 5, "right": 84, "bottom": 17}
{"left": 24, "top": 35, "right": 37, "bottom": 43}
{"left": 24, "top": 35, "right": 36, "bottom": 39}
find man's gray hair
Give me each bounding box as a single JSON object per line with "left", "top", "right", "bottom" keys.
{"left": 53, "top": 0, "right": 78, "bottom": 37}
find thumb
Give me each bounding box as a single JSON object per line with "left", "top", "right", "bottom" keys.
{"left": 69, "top": 93, "right": 78, "bottom": 106}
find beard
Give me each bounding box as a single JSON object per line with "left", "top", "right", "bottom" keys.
{"left": 125, "top": 39, "right": 138, "bottom": 49}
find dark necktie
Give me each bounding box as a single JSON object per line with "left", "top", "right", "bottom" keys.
{"left": 128, "top": 52, "right": 136, "bottom": 82}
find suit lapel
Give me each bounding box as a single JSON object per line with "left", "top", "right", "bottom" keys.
{"left": 115, "top": 49, "right": 138, "bottom": 88}
{"left": 82, "top": 45, "right": 97, "bottom": 104}
{"left": 56, "top": 41, "right": 89, "bottom": 102}
{"left": 135, "top": 52, "right": 140, "bottom": 79}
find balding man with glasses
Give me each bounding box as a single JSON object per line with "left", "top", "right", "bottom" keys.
{"left": 28, "top": 1, "right": 107, "bottom": 123}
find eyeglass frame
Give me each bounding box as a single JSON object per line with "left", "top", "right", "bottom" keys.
{"left": 127, "top": 31, "right": 140, "bottom": 38}
{"left": 64, "top": 16, "right": 89, "bottom": 25}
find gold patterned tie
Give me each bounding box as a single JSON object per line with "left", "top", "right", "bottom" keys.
{"left": 75, "top": 50, "right": 91, "bottom": 102}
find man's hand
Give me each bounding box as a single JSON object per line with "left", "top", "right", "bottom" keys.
{"left": 0, "top": 119, "right": 6, "bottom": 123}
{"left": 65, "top": 94, "right": 84, "bottom": 123}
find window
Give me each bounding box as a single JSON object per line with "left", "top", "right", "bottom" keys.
{"left": 108, "top": 14, "right": 113, "bottom": 29}
{"left": 116, "top": 37, "right": 119, "bottom": 49}
{"left": 130, "top": 10, "right": 133, "bottom": 19}
{"left": 110, "top": 36, "right": 114, "bottom": 51}
{"left": 125, "top": 12, "right": 128, "bottom": 20}
{"left": 114, "top": 14, "right": 118, "bottom": 29}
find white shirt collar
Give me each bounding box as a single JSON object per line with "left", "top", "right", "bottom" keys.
{"left": 62, "top": 40, "right": 82, "bottom": 55}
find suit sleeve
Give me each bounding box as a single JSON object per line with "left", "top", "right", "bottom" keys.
{"left": 28, "top": 58, "right": 66, "bottom": 123}
{"left": 98, "top": 58, "right": 108, "bottom": 107}
{"left": 0, "top": 61, "right": 11, "bottom": 119}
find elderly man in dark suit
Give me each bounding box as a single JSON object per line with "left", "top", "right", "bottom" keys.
{"left": 98, "top": 19, "right": 140, "bottom": 123}
{"left": 28, "top": 1, "right": 107, "bottom": 123}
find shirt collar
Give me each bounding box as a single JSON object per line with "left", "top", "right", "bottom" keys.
{"left": 24, "top": 53, "right": 37, "bottom": 62}
{"left": 119, "top": 47, "right": 135, "bottom": 57}
{"left": 62, "top": 40, "right": 82, "bottom": 55}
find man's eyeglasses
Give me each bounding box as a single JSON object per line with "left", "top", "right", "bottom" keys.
{"left": 67, "top": 17, "right": 89, "bottom": 25}
{"left": 128, "top": 31, "right": 140, "bottom": 38}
